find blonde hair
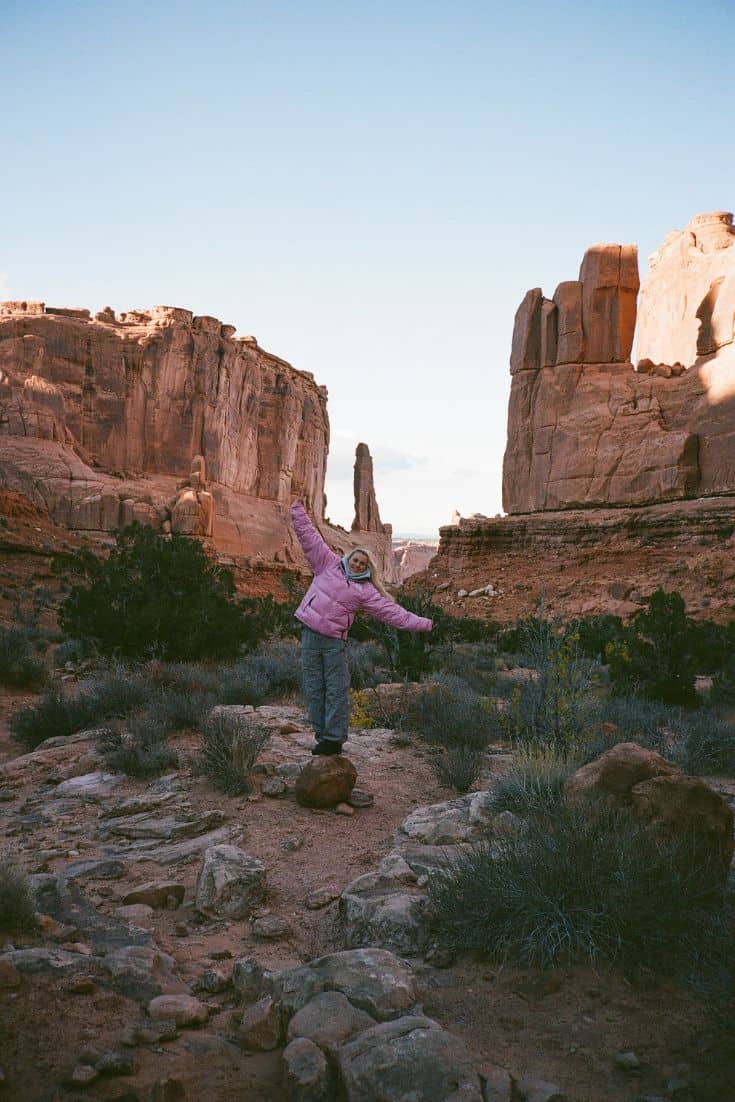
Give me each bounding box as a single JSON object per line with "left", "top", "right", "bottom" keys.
{"left": 349, "top": 547, "right": 393, "bottom": 601}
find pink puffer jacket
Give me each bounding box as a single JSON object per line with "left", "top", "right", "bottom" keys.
{"left": 291, "top": 501, "right": 433, "bottom": 640}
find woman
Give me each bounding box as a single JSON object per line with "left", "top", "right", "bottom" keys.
{"left": 291, "top": 499, "right": 433, "bottom": 755}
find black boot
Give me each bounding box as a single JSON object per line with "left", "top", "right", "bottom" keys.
{"left": 311, "top": 741, "right": 343, "bottom": 756}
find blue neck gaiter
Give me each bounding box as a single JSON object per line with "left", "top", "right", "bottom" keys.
{"left": 341, "top": 554, "right": 371, "bottom": 582}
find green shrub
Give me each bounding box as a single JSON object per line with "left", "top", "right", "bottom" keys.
{"left": 56, "top": 523, "right": 258, "bottom": 661}
{"left": 433, "top": 744, "right": 485, "bottom": 793}
{"left": 391, "top": 674, "right": 502, "bottom": 751}
{"left": 0, "top": 625, "right": 47, "bottom": 688}
{"left": 147, "top": 686, "right": 217, "bottom": 732}
{"left": 219, "top": 644, "right": 302, "bottom": 705}
{"left": 606, "top": 589, "right": 700, "bottom": 707}
{"left": 10, "top": 686, "right": 96, "bottom": 750}
{"left": 488, "top": 749, "right": 575, "bottom": 818}
{"left": 98, "top": 712, "right": 178, "bottom": 778}
{"left": 0, "top": 855, "right": 38, "bottom": 933}
{"left": 501, "top": 619, "right": 600, "bottom": 758}
{"left": 346, "top": 641, "right": 389, "bottom": 689}
{"left": 427, "top": 805, "right": 727, "bottom": 970}
{"left": 198, "top": 713, "right": 270, "bottom": 795}
{"left": 239, "top": 594, "right": 301, "bottom": 640}
{"left": 563, "top": 614, "right": 625, "bottom": 662}
{"left": 431, "top": 643, "right": 498, "bottom": 695}
{"left": 679, "top": 713, "right": 735, "bottom": 775}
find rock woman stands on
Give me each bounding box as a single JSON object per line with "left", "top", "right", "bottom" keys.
{"left": 291, "top": 500, "right": 433, "bottom": 755}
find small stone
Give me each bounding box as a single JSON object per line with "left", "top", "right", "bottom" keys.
{"left": 348, "top": 788, "right": 374, "bottom": 808}
{"left": 0, "top": 960, "right": 21, "bottom": 989}
{"left": 67, "top": 975, "right": 97, "bottom": 995}
{"left": 131, "top": 1018, "right": 179, "bottom": 1045}
{"left": 252, "top": 915, "right": 291, "bottom": 940}
{"left": 147, "top": 995, "right": 208, "bottom": 1026}
{"left": 122, "top": 880, "right": 186, "bottom": 909}
{"left": 174, "top": 923, "right": 189, "bottom": 937}
{"left": 239, "top": 995, "right": 282, "bottom": 1051}
{"left": 209, "top": 949, "right": 232, "bottom": 961}
{"left": 115, "top": 903, "right": 155, "bottom": 926}
{"left": 282, "top": 837, "right": 304, "bottom": 852}
{"left": 261, "top": 777, "right": 287, "bottom": 798}
{"left": 66, "top": 1064, "right": 99, "bottom": 1087}
{"left": 94, "top": 1050, "right": 136, "bottom": 1075}
{"left": 279, "top": 722, "right": 303, "bottom": 735}
{"left": 192, "top": 968, "right": 230, "bottom": 994}
{"left": 516, "top": 1079, "right": 569, "bottom": 1102}
{"left": 304, "top": 887, "right": 340, "bottom": 910}
{"left": 335, "top": 802, "right": 355, "bottom": 816}
{"left": 615, "top": 1051, "right": 641, "bottom": 1071}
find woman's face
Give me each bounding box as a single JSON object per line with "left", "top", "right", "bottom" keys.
{"left": 348, "top": 551, "right": 369, "bottom": 574}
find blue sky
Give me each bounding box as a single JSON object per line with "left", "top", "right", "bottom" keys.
{"left": 3, "top": 0, "right": 735, "bottom": 536}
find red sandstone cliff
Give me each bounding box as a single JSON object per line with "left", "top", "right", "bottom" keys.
{"left": 503, "top": 212, "right": 735, "bottom": 514}
{"left": 0, "top": 302, "right": 396, "bottom": 580}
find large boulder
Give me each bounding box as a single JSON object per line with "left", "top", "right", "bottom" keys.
{"left": 630, "top": 773, "right": 734, "bottom": 875}
{"left": 565, "top": 742, "right": 734, "bottom": 880}
{"left": 564, "top": 742, "right": 680, "bottom": 803}
{"left": 195, "top": 845, "right": 266, "bottom": 919}
{"left": 294, "top": 756, "right": 357, "bottom": 809}
{"left": 336, "top": 1015, "right": 483, "bottom": 1102}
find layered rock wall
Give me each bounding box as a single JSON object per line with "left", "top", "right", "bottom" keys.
{"left": 0, "top": 302, "right": 397, "bottom": 579}
{"left": 503, "top": 212, "right": 735, "bottom": 514}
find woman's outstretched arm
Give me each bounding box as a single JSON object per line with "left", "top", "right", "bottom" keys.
{"left": 359, "top": 586, "right": 433, "bottom": 632}
{"left": 290, "top": 500, "right": 339, "bottom": 575}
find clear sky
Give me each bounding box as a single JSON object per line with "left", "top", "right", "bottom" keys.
{"left": 3, "top": 0, "right": 735, "bottom": 537}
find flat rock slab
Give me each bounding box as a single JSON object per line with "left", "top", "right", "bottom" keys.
{"left": 148, "top": 994, "right": 209, "bottom": 1026}
{"left": 55, "top": 771, "right": 125, "bottom": 800}
{"left": 0, "top": 948, "right": 90, "bottom": 975}
{"left": 103, "top": 809, "right": 225, "bottom": 842}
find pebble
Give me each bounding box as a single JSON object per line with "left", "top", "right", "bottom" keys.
{"left": 66, "top": 1064, "right": 99, "bottom": 1087}
{"left": 615, "top": 1051, "right": 641, "bottom": 1072}
{"left": 94, "top": 1050, "right": 136, "bottom": 1075}
{"left": 0, "top": 960, "right": 21, "bottom": 990}
{"left": 174, "top": 922, "right": 189, "bottom": 937}
{"left": 66, "top": 975, "right": 97, "bottom": 995}
{"left": 304, "top": 887, "right": 340, "bottom": 910}
{"left": 148, "top": 994, "right": 209, "bottom": 1026}
{"left": 282, "top": 837, "right": 304, "bottom": 852}
{"left": 252, "top": 915, "right": 291, "bottom": 940}
{"left": 335, "top": 802, "right": 354, "bottom": 816}
{"left": 348, "top": 788, "right": 374, "bottom": 808}
{"left": 209, "top": 949, "right": 232, "bottom": 961}
{"left": 261, "top": 777, "right": 287, "bottom": 798}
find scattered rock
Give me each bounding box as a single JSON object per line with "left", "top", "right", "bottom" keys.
{"left": 282, "top": 1036, "right": 331, "bottom": 1101}
{"left": 270, "top": 948, "right": 417, "bottom": 1022}
{"left": 195, "top": 844, "right": 266, "bottom": 919}
{"left": 348, "top": 788, "right": 374, "bottom": 808}
{"left": 252, "top": 914, "right": 291, "bottom": 940}
{"left": 122, "top": 881, "right": 186, "bottom": 909}
{"left": 287, "top": 990, "right": 375, "bottom": 1053}
{"left": 335, "top": 802, "right": 355, "bottom": 816}
{"left": 115, "top": 904, "right": 155, "bottom": 927}
{"left": 239, "top": 995, "right": 282, "bottom": 1051}
{"left": 148, "top": 995, "right": 208, "bottom": 1027}
{"left": 66, "top": 1063, "right": 99, "bottom": 1087}
{"left": 261, "top": 777, "right": 287, "bottom": 798}
{"left": 615, "top": 1051, "right": 641, "bottom": 1071}
{"left": 0, "top": 959, "right": 21, "bottom": 989}
{"left": 515, "top": 1079, "right": 569, "bottom": 1102}
{"left": 304, "top": 887, "right": 340, "bottom": 910}
{"left": 337, "top": 1015, "right": 483, "bottom": 1101}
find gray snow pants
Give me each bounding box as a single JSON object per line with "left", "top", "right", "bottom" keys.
{"left": 301, "top": 626, "right": 350, "bottom": 746}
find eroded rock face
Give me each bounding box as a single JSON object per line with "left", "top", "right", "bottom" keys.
{"left": 503, "top": 212, "right": 735, "bottom": 514}
{"left": 0, "top": 302, "right": 400, "bottom": 574}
